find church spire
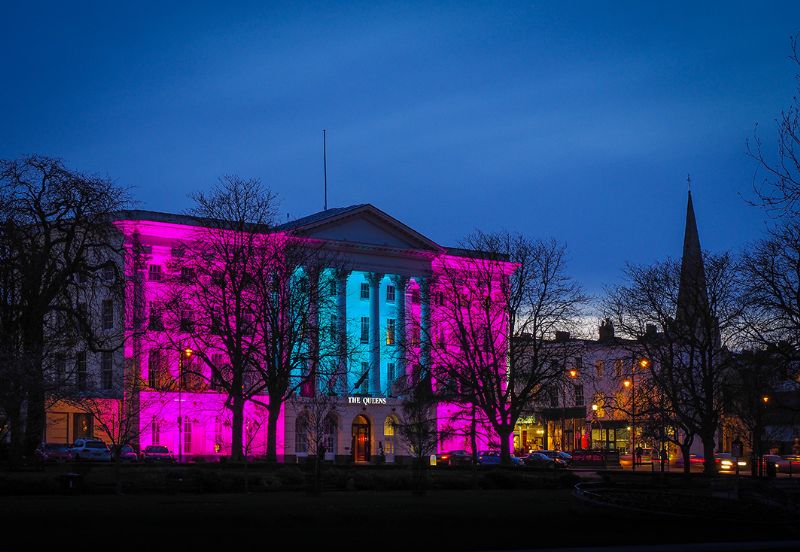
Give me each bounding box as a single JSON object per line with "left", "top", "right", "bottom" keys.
{"left": 676, "top": 190, "right": 709, "bottom": 326}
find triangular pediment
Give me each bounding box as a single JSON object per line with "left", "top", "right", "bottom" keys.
{"left": 284, "top": 205, "right": 443, "bottom": 252}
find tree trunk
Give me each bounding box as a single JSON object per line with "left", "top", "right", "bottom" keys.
{"left": 8, "top": 407, "right": 25, "bottom": 466}
{"left": 680, "top": 443, "right": 692, "bottom": 475}
{"left": 499, "top": 425, "right": 512, "bottom": 465}
{"left": 265, "top": 400, "right": 281, "bottom": 463}
{"left": 702, "top": 434, "right": 717, "bottom": 476}
{"left": 230, "top": 393, "right": 244, "bottom": 461}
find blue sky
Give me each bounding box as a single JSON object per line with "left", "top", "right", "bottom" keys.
{"left": 2, "top": 1, "right": 798, "bottom": 294}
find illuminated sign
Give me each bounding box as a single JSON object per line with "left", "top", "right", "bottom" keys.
{"left": 348, "top": 396, "right": 387, "bottom": 405}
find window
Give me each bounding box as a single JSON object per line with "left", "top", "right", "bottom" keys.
{"left": 386, "top": 284, "right": 395, "bottom": 302}
{"left": 411, "top": 324, "right": 420, "bottom": 347}
{"left": 148, "top": 350, "right": 163, "bottom": 389}
{"left": 387, "top": 362, "right": 397, "bottom": 388}
{"left": 102, "top": 299, "right": 114, "bottom": 330}
{"left": 53, "top": 353, "right": 66, "bottom": 384}
{"left": 214, "top": 418, "right": 224, "bottom": 454}
{"left": 183, "top": 419, "right": 192, "bottom": 455}
{"left": 435, "top": 291, "right": 444, "bottom": 306}
{"left": 151, "top": 417, "right": 160, "bottom": 445}
{"left": 595, "top": 360, "right": 604, "bottom": 378}
{"left": 148, "top": 264, "right": 162, "bottom": 282}
{"left": 384, "top": 416, "right": 397, "bottom": 455}
{"left": 359, "top": 362, "right": 369, "bottom": 394}
{"left": 574, "top": 356, "right": 583, "bottom": 370}
{"left": 241, "top": 314, "right": 254, "bottom": 336}
{"left": 295, "top": 416, "right": 308, "bottom": 454}
{"left": 76, "top": 352, "right": 87, "bottom": 391}
{"left": 411, "top": 289, "right": 421, "bottom": 304}
{"left": 360, "top": 282, "right": 370, "bottom": 299}
{"left": 180, "top": 266, "right": 195, "bottom": 282}
{"left": 386, "top": 319, "right": 395, "bottom": 346}
{"left": 148, "top": 302, "right": 163, "bottom": 331}
{"left": 614, "top": 359, "right": 623, "bottom": 377}
{"left": 322, "top": 416, "right": 336, "bottom": 454}
{"left": 329, "top": 314, "right": 337, "bottom": 340}
{"left": 210, "top": 354, "right": 226, "bottom": 390}
{"left": 360, "top": 317, "right": 369, "bottom": 343}
{"left": 180, "top": 354, "right": 194, "bottom": 389}
{"left": 574, "top": 384, "right": 584, "bottom": 406}
{"left": 101, "top": 351, "right": 113, "bottom": 389}
{"left": 549, "top": 386, "right": 559, "bottom": 408}
{"left": 171, "top": 246, "right": 184, "bottom": 258}
{"left": 180, "top": 308, "right": 193, "bottom": 332}
{"left": 102, "top": 264, "right": 115, "bottom": 282}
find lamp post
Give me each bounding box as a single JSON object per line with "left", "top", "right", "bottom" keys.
{"left": 178, "top": 347, "right": 193, "bottom": 463}
{"left": 623, "top": 357, "right": 650, "bottom": 472}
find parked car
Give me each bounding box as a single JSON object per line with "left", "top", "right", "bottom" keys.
{"left": 477, "top": 451, "right": 523, "bottom": 466}
{"left": 536, "top": 450, "right": 572, "bottom": 466}
{"left": 141, "top": 445, "right": 174, "bottom": 463}
{"left": 715, "top": 453, "right": 748, "bottom": 472}
{"left": 70, "top": 439, "right": 112, "bottom": 462}
{"left": 35, "top": 443, "right": 72, "bottom": 463}
{"left": 524, "top": 451, "right": 566, "bottom": 469}
{"left": 111, "top": 444, "right": 139, "bottom": 462}
{"left": 436, "top": 450, "right": 472, "bottom": 466}
{"left": 780, "top": 454, "right": 800, "bottom": 473}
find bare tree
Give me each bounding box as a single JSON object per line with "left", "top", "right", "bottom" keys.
{"left": 291, "top": 380, "right": 339, "bottom": 494}
{"left": 248, "top": 238, "right": 349, "bottom": 463}
{"left": 604, "top": 253, "right": 746, "bottom": 475}
{"left": 748, "top": 34, "right": 800, "bottom": 218}
{"left": 396, "top": 380, "right": 440, "bottom": 495}
{"left": 63, "top": 367, "right": 168, "bottom": 492}
{"left": 428, "top": 232, "right": 586, "bottom": 464}
{"left": 0, "top": 155, "right": 130, "bottom": 461}
{"left": 160, "top": 175, "right": 276, "bottom": 461}
{"left": 741, "top": 223, "right": 800, "bottom": 366}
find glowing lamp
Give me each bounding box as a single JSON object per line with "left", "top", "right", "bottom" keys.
{"left": 591, "top": 404, "right": 598, "bottom": 412}
{"left": 762, "top": 395, "right": 770, "bottom": 404}
{"left": 568, "top": 368, "right": 578, "bottom": 379}
{"left": 623, "top": 379, "right": 632, "bottom": 388}
{"left": 183, "top": 348, "right": 193, "bottom": 358}
{"left": 638, "top": 358, "right": 650, "bottom": 369}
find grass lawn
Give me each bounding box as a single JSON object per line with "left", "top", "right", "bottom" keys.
{"left": 1, "top": 488, "right": 795, "bottom": 550}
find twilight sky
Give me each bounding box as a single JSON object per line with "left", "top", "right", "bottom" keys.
{"left": 2, "top": 2, "right": 799, "bottom": 295}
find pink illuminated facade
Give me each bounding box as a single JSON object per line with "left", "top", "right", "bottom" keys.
{"left": 44, "top": 204, "right": 514, "bottom": 463}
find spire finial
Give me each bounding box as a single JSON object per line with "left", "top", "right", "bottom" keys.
{"left": 687, "top": 173, "right": 692, "bottom": 193}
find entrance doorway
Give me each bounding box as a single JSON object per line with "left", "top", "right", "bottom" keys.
{"left": 352, "top": 415, "right": 371, "bottom": 462}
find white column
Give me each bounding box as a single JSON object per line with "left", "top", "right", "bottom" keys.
{"left": 392, "top": 275, "right": 409, "bottom": 394}
{"left": 367, "top": 272, "right": 383, "bottom": 395}
{"left": 336, "top": 269, "right": 350, "bottom": 395}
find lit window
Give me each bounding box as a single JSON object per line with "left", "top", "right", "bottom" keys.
{"left": 360, "top": 282, "right": 370, "bottom": 299}
{"left": 595, "top": 360, "right": 604, "bottom": 378}
{"left": 386, "top": 319, "right": 395, "bottom": 345}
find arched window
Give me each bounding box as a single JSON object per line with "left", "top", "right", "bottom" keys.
{"left": 384, "top": 415, "right": 398, "bottom": 455}
{"left": 295, "top": 415, "right": 308, "bottom": 454}
{"left": 323, "top": 415, "right": 337, "bottom": 455}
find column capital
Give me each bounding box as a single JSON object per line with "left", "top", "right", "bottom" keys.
{"left": 390, "top": 274, "right": 410, "bottom": 289}
{"left": 335, "top": 268, "right": 351, "bottom": 282}
{"left": 414, "top": 275, "right": 433, "bottom": 295}
{"left": 366, "top": 272, "right": 384, "bottom": 286}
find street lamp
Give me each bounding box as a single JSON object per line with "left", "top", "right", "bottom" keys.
{"left": 628, "top": 357, "right": 650, "bottom": 472}
{"left": 178, "top": 347, "right": 193, "bottom": 463}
